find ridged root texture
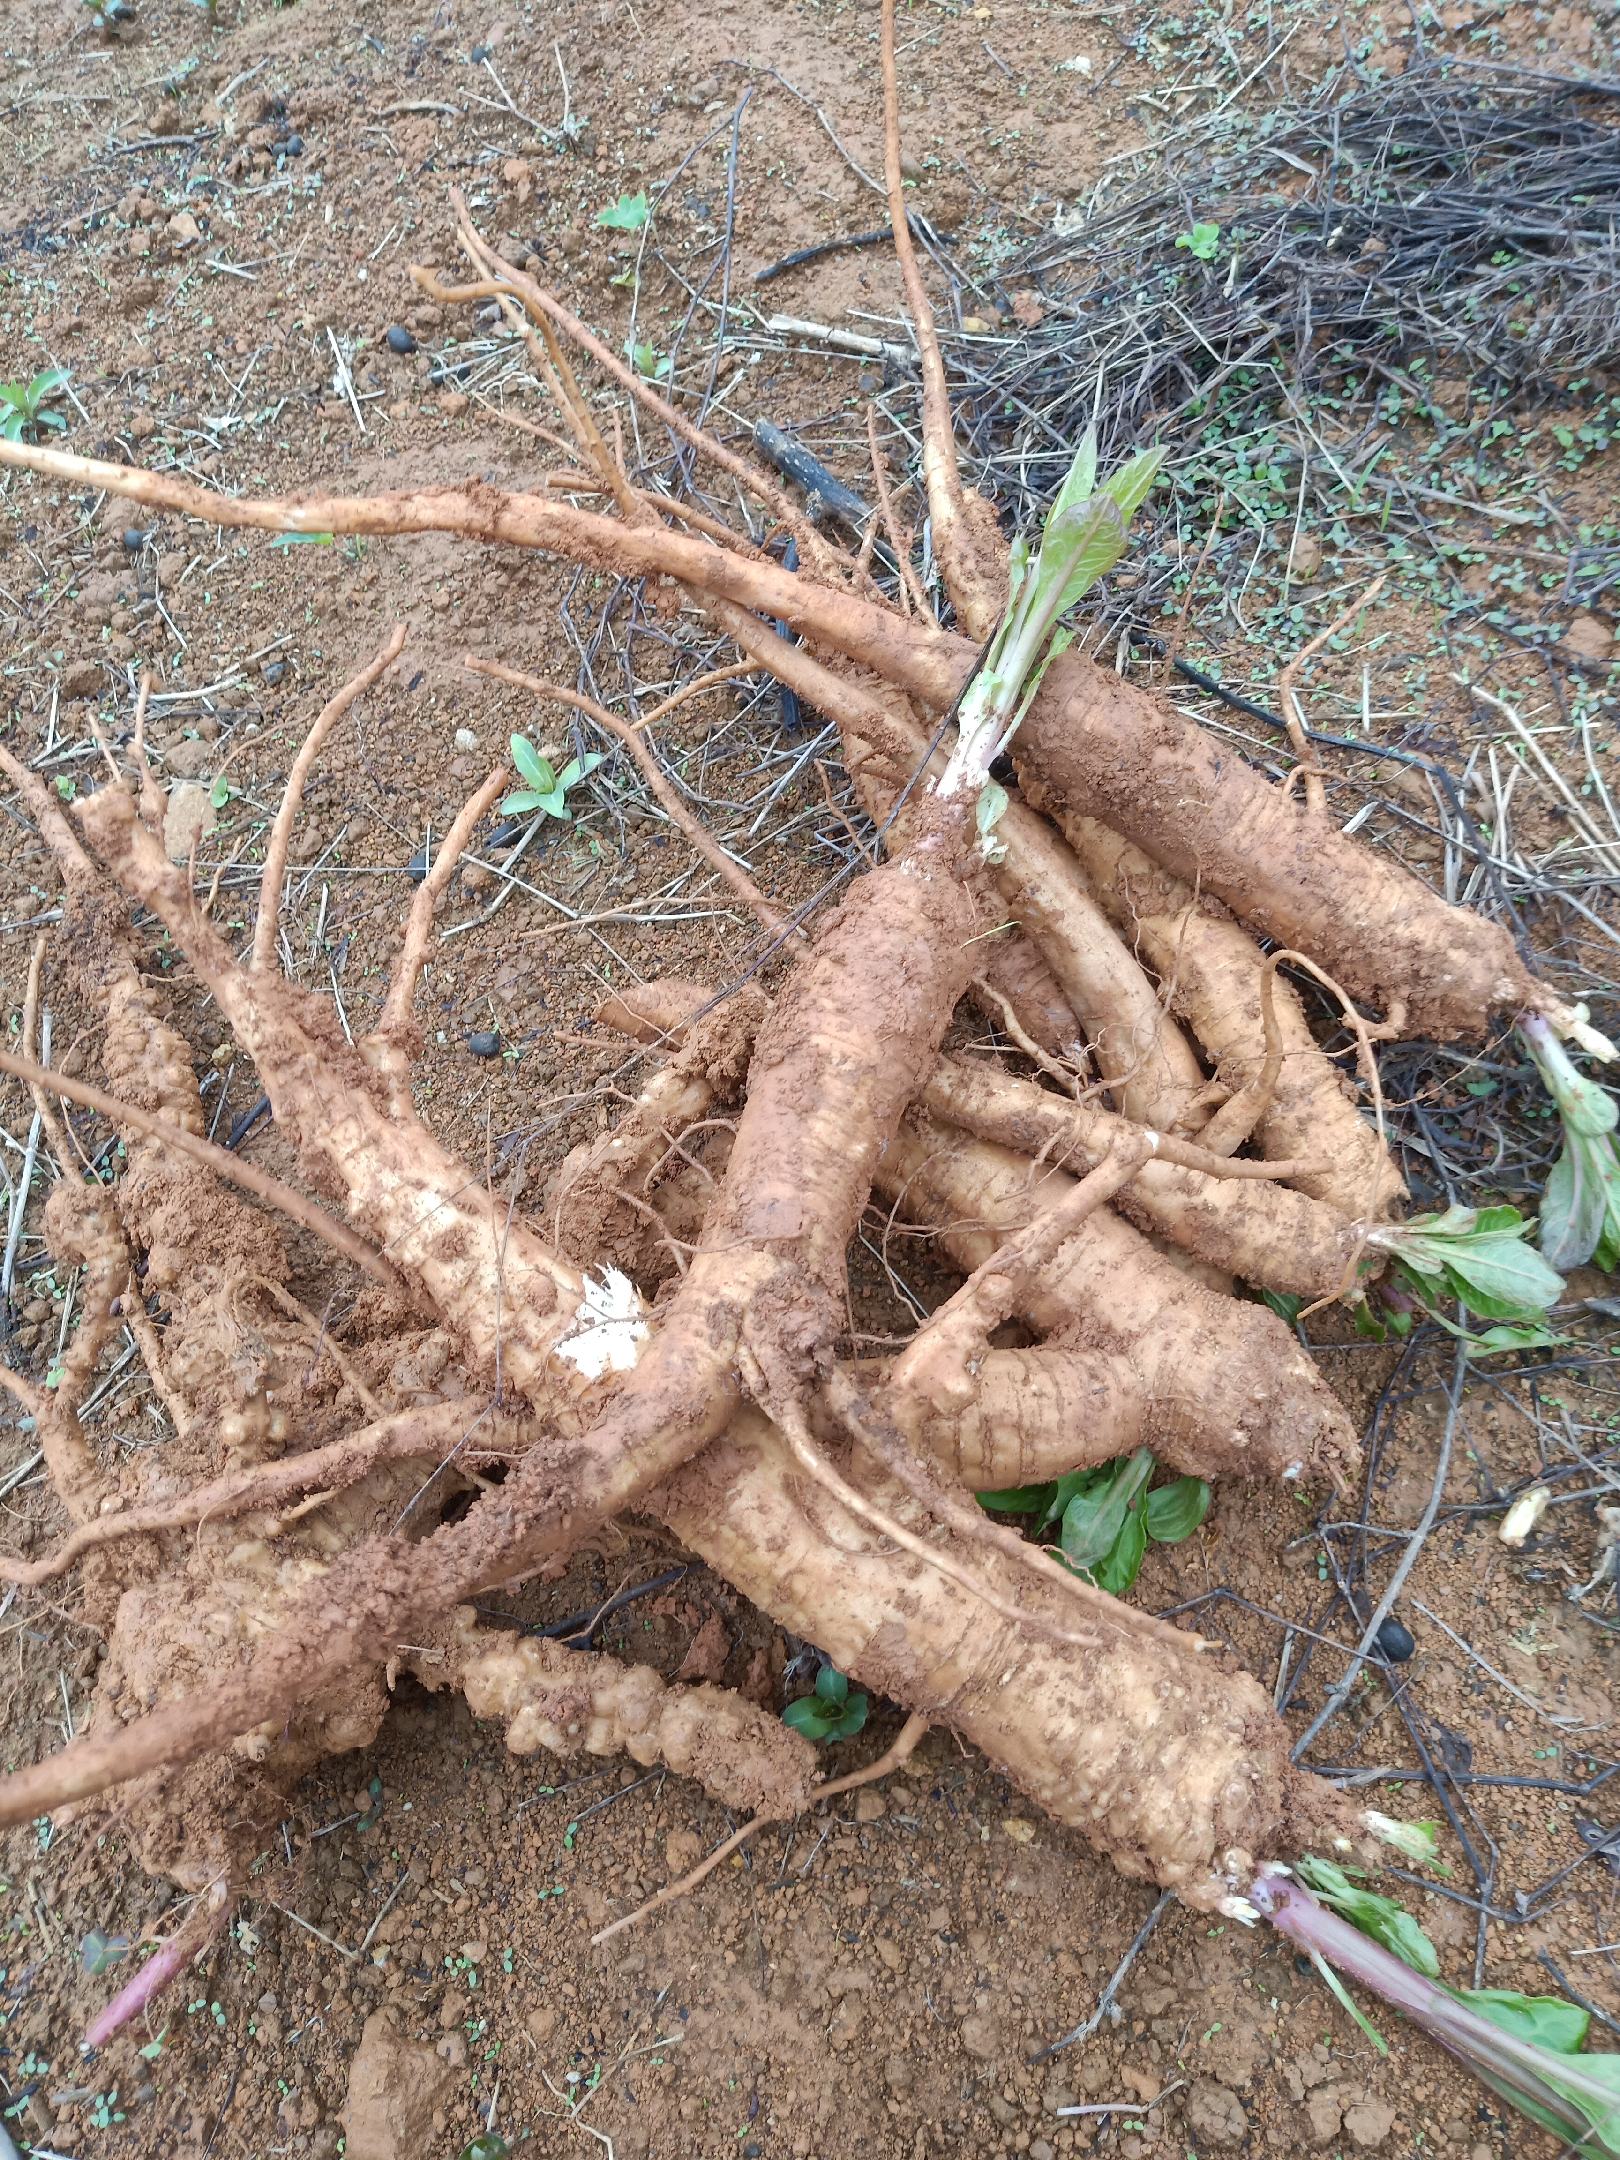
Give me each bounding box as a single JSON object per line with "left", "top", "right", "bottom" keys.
{"left": 422, "top": 1612, "right": 820, "bottom": 1822}
{"left": 655, "top": 1413, "right": 1360, "bottom": 1905}
{"left": 877, "top": 1118, "right": 1360, "bottom": 1488}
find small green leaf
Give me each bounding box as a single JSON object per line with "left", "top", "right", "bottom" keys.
{"left": 1046, "top": 425, "right": 1100, "bottom": 523}
{"left": 1309, "top": 1949, "right": 1389, "bottom": 2055}
{"left": 1471, "top": 1321, "right": 1568, "bottom": 1353}
{"left": 1175, "top": 221, "right": 1222, "bottom": 261}
{"left": 509, "top": 734, "right": 554, "bottom": 792}
{"left": 1261, "top": 1288, "right": 1304, "bottom": 1322}
{"left": 499, "top": 788, "right": 546, "bottom": 816}
{"left": 627, "top": 340, "right": 672, "bottom": 381}
{"left": 828, "top": 1691, "right": 869, "bottom": 1740}
{"left": 1144, "top": 1476, "right": 1210, "bottom": 1544}
{"left": 1088, "top": 1501, "right": 1149, "bottom": 1594}
{"left": 28, "top": 368, "right": 68, "bottom": 401}
{"left": 977, "top": 1483, "right": 1056, "bottom": 1514}
{"left": 0, "top": 382, "right": 29, "bottom": 412}
{"left": 268, "top": 531, "right": 335, "bottom": 548}
{"left": 209, "top": 773, "right": 235, "bottom": 810}
{"left": 1295, "top": 1859, "right": 1440, "bottom": 1977}
{"left": 814, "top": 1665, "right": 849, "bottom": 1706}
{"left": 596, "top": 190, "right": 651, "bottom": 232}
{"left": 1455, "top": 1989, "right": 1590, "bottom": 2054}
{"left": 80, "top": 1928, "right": 131, "bottom": 1977}
{"left": 782, "top": 1697, "right": 830, "bottom": 1738}
{"left": 1059, "top": 1449, "right": 1154, "bottom": 1574}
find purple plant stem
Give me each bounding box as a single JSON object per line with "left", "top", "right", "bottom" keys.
{"left": 82, "top": 1880, "right": 229, "bottom": 2051}
{"left": 1251, "top": 1871, "right": 1592, "bottom": 2143}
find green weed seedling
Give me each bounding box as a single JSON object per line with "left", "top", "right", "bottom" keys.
{"left": 596, "top": 191, "right": 651, "bottom": 233}
{"left": 0, "top": 369, "right": 69, "bottom": 444}
{"left": 782, "top": 1664, "right": 868, "bottom": 1743}
{"left": 501, "top": 736, "right": 606, "bottom": 822}
{"left": 980, "top": 1449, "right": 1209, "bottom": 1595}
{"left": 1175, "top": 221, "right": 1222, "bottom": 261}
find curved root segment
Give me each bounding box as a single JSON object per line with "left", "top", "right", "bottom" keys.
{"left": 0, "top": 426, "right": 1538, "bottom": 1039}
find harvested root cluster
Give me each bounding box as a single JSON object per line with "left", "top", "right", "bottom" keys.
{"left": 0, "top": 6, "right": 1600, "bottom": 2066}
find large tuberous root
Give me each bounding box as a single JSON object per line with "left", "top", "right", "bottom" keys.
{"left": 0, "top": 31, "right": 1518, "bottom": 2022}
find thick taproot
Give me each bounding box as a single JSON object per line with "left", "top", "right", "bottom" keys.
{"left": 658, "top": 1412, "right": 1358, "bottom": 1903}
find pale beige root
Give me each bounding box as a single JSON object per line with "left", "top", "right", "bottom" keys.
{"left": 594, "top": 1711, "right": 930, "bottom": 1946}
{"left": 0, "top": 434, "right": 1544, "bottom": 1041}
{"left": 717, "top": 612, "right": 1207, "bottom": 1123}
{"left": 416, "top": 1608, "right": 820, "bottom": 1822}
{"left": 549, "top": 985, "right": 767, "bottom": 1270}
{"left": 972, "top": 934, "right": 1086, "bottom": 1065}
{"left": 986, "top": 793, "right": 1211, "bottom": 1131}
{"left": 654, "top": 1410, "right": 1361, "bottom": 1906}
{"left": 878, "top": 0, "right": 1006, "bottom": 639}
{"left": 0, "top": 714, "right": 985, "bottom": 1832}
{"left": 922, "top": 1055, "right": 1365, "bottom": 1297}
{"left": 74, "top": 788, "right": 608, "bottom": 1423}
{"left": 1054, "top": 815, "right": 1404, "bottom": 1218}
{"left": 858, "top": 1346, "right": 1153, "bottom": 1487}
{"left": 876, "top": 1117, "right": 1359, "bottom": 1486}
{"left": 595, "top": 979, "right": 1351, "bottom": 1298}
{"left": 887, "top": 1139, "right": 1155, "bottom": 1418}
{"left": 0, "top": 1398, "right": 509, "bottom": 1589}
{"left": 705, "top": 592, "right": 1092, "bottom": 1070}
{"left": 253, "top": 624, "right": 409, "bottom": 972}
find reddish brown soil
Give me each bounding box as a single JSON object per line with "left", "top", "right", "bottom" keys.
{"left": 0, "top": 3, "right": 1615, "bottom": 2158}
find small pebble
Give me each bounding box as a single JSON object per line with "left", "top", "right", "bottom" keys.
{"left": 261, "top": 659, "right": 287, "bottom": 686}
{"left": 466, "top": 1031, "right": 502, "bottom": 1059}
{"left": 470, "top": 42, "right": 492, "bottom": 60}
{"left": 406, "top": 843, "right": 430, "bottom": 884}
{"left": 121, "top": 526, "right": 146, "bottom": 552}
{"left": 386, "top": 324, "right": 417, "bottom": 356}
{"left": 1374, "top": 1615, "right": 1415, "bottom": 1663}
{"left": 281, "top": 133, "right": 304, "bottom": 158}
{"left": 453, "top": 725, "right": 478, "bottom": 751}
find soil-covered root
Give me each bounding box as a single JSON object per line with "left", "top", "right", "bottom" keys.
{"left": 857, "top": 1346, "right": 1151, "bottom": 1487}
{"left": 1051, "top": 813, "right": 1405, "bottom": 1217}
{"left": 0, "top": 435, "right": 1551, "bottom": 1045}
{"left": 655, "top": 1409, "right": 1363, "bottom": 1907}
{"left": 94, "top": 1539, "right": 394, "bottom": 1888}
{"left": 415, "top": 1609, "right": 820, "bottom": 1822}
{"left": 547, "top": 985, "right": 767, "bottom": 1270}
{"left": 762, "top": 626, "right": 1205, "bottom": 1122}
{"left": 876, "top": 1116, "right": 1360, "bottom": 1486}
{"left": 922, "top": 1053, "right": 1368, "bottom": 1297}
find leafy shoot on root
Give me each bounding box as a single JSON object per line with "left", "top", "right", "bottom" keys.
{"left": 1261, "top": 1868, "right": 1620, "bottom": 2156}
{"left": 940, "top": 428, "right": 1165, "bottom": 809}
{"left": 1519, "top": 1012, "right": 1620, "bottom": 1272}
{"left": 1357, "top": 1203, "right": 1569, "bottom": 1352}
